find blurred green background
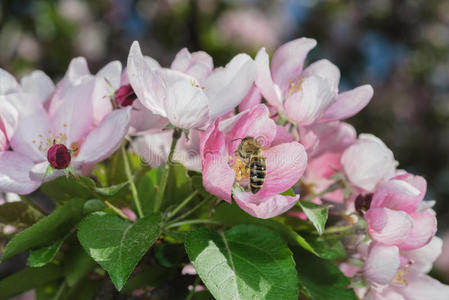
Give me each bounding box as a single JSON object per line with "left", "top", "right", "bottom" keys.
{"left": 1, "top": 0, "right": 448, "bottom": 247}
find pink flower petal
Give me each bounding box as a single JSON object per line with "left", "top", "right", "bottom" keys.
{"left": 96, "top": 60, "right": 122, "bottom": 90}
{"left": 271, "top": 125, "right": 294, "bottom": 146}
{"left": 76, "top": 107, "right": 131, "bottom": 164}
{"left": 0, "top": 151, "right": 40, "bottom": 194}
{"left": 132, "top": 130, "right": 172, "bottom": 168}
{"left": 134, "top": 129, "right": 201, "bottom": 172}
{"left": 29, "top": 161, "right": 65, "bottom": 182}
{"left": 205, "top": 53, "right": 256, "bottom": 118}
{"left": 129, "top": 100, "right": 169, "bottom": 133}
{"left": 233, "top": 190, "right": 299, "bottom": 219}
{"left": 254, "top": 48, "right": 283, "bottom": 108}
{"left": 161, "top": 69, "right": 209, "bottom": 129}
{"left": 227, "top": 104, "right": 276, "bottom": 151}
{"left": 284, "top": 75, "right": 337, "bottom": 125}
{"left": 302, "top": 59, "right": 340, "bottom": 93}
{"left": 238, "top": 85, "right": 262, "bottom": 112}
{"left": 371, "top": 178, "right": 423, "bottom": 214}
{"left": 0, "top": 68, "right": 21, "bottom": 94}
{"left": 271, "top": 37, "right": 317, "bottom": 91}
{"left": 51, "top": 78, "right": 96, "bottom": 145}
{"left": 393, "top": 173, "right": 427, "bottom": 202}
{"left": 202, "top": 153, "right": 234, "bottom": 203}
{"left": 171, "top": 48, "right": 213, "bottom": 81}
{"left": 7, "top": 93, "right": 51, "bottom": 162}
{"left": 403, "top": 236, "right": 443, "bottom": 273}
{"left": 20, "top": 70, "right": 55, "bottom": 104}
{"left": 257, "top": 142, "right": 307, "bottom": 197}
{"left": 174, "top": 129, "right": 202, "bottom": 172}
{"left": 364, "top": 243, "right": 400, "bottom": 285}
{"left": 398, "top": 211, "right": 437, "bottom": 251}
{"left": 127, "top": 41, "right": 167, "bottom": 117}
{"left": 341, "top": 134, "right": 398, "bottom": 191}
{"left": 91, "top": 61, "right": 123, "bottom": 124}
{"left": 0, "top": 97, "right": 18, "bottom": 139}
{"left": 65, "top": 57, "right": 90, "bottom": 81}
{"left": 395, "top": 273, "right": 449, "bottom": 300}
{"left": 301, "top": 121, "right": 356, "bottom": 159}
{"left": 0, "top": 128, "right": 7, "bottom": 151}
{"left": 200, "top": 120, "right": 234, "bottom": 202}
{"left": 319, "top": 85, "right": 373, "bottom": 122}
{"left": 365, "top": 207, "right": 413, "bottom": 245}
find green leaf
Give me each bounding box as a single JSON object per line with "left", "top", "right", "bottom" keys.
{"left": 137, "top": 168, "right": 162, "bottom": 214}
{"left": 298, "top": 201, "right": 329, "bottom": 235}
{"left": 41, "top": 176, "right": 93, "bottom": 202}
{"left": 212, "top": 202, "right": 319, "bottom": 256}
{"left": 138, "top": 163, "right": 193, "bottom": 214}
{"left": 83, "top": 199, "right": 106, "bottom": 215}
{"left": 0, "top": 201, "right": 42, "bottom": 225}
{"left": 0, "top": 265, "right": 63, "bottom": 299}
{"left": 293, "top": 247, "right": 357, "bottom": 300}
{"left": 92, "top": 163, "right": 108, "bottom": 186}
{"left": 2, "top": 199, "right": 85, "bottom": 261}
{"left": 107, "top": 149, "right": 141, "bottom": 185}
{"left": 77, "top": 212, "right": 162, "bottom": 290}
{"left": 63, "top": 243, "right": 96, "bottom": 287}
{"left": 27, "top": 239, "right": 64, "bottom": 267}
{"left": 281, "top": 188, "right": 296, "bottom": 197}
{"left": 65, "top": 278, "right": 99, "bottom": 300}
{"left": 154, "top": 243, "right": 186, "bottom": 268}
{"left": 185, "top": 225, "right": 299, "bottom": 300}
{"left": 303, "top": 235, "right": 347, "bottom": 260}
{"left": 35, "top": 281, "right": 60, "bottom": 300}
{"left": 94, "top": 181, "right": 129, "bottom": 196}
{"left": 192, "top": 175, "right": 213, "bottom": 198}
{"left": 162, "top": 163, "right": 193, "bottom": 210}
{"left": 121, "top": 265, "right": 177, "bottom": 293}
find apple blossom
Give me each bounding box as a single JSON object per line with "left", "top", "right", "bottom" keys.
{"left": 255, "top": 38, "right": 374, "bottom": 125}
{"left": 363, "top": 173, "right": 437, "bottom": 251}
{"left": 0, "top": 90, "right": 130, "bottom": 194}
{"left": 127, "top": 41, "right": 256, "bottom": 129}
{"left": 0, "top": 68, "right": 54, "bottom": 103}
{"left": 300, "top": 121, "right": 356, "bottom": 203}
{"left": 341, "top": 134, "right": 398, "bottom": 192}
{"left": 200, "top": 104, "right": 307, "bottom": 218}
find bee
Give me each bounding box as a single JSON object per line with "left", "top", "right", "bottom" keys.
{"left": 234, "top": 137, "right": 267, "bottom": 194}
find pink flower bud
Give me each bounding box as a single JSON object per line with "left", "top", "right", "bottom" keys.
{"left": 115, "top": 84, "right": 137, "bottom": 107}
{"left": 47, "top": 144, "right": 71, "bottom": 169}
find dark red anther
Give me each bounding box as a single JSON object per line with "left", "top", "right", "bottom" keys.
{"left": 115, "top": 84, "right": 137, "bottom": 107}
{"left": 355, "top": 193, "right": 373, "bottom": 215}
{"left": 47, "top": 144, "right": 71, "bottom": 169}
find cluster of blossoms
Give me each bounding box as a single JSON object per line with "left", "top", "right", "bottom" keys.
{"left": 1, "top": 38, "right": 448, "bottom": 299}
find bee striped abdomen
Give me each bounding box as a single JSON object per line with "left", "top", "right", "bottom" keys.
{"left": 249, "top": 155, "right": 266, "bottom": 194}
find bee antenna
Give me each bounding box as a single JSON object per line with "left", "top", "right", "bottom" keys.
{"left": 232, "top": 138, "right": 243, "bottom": 142}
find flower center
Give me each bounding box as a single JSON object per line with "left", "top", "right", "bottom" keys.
{"left": 392, "top": 270, "right": 408, "bottom": 286}
{"left": 287, "top": 76, "right": 305, "bottom": 97}
{"left": 33, "top": 128, "right": 68, "bottom": 154}
{"left": 47, "top": 144, "right": 71, "bottom": 169}
{"left": 355, "top": 193, "right": 373, "bottom": 215}
{"left": 115, "top": 84, "right": 137, "bottom": 107}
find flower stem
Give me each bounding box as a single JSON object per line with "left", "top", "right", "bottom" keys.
{"left": 167, "top": 190, "right": 199, "bottom": 221}
{"left": 186, "top": 276, "right": 201, "bottom": 300}
{"left": 164, "top": 219, "right": 220, "bottom": 230}
{"left": 323, "top": 224, "right": 355, "bottom": 235}
{"left": 121, "top": 143, "right": 144, "bottom": 218}
{"left": 153, "top": 128, "right": 182, "bottom": 212}
{"left": 104, "top": 200, "right": 131, "bottom": 220}
{"left": 300, "top": 181, "right": 342, "bottom": 203}
{"left": 170, "top": 196, "right": 213, "bottom": 223}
